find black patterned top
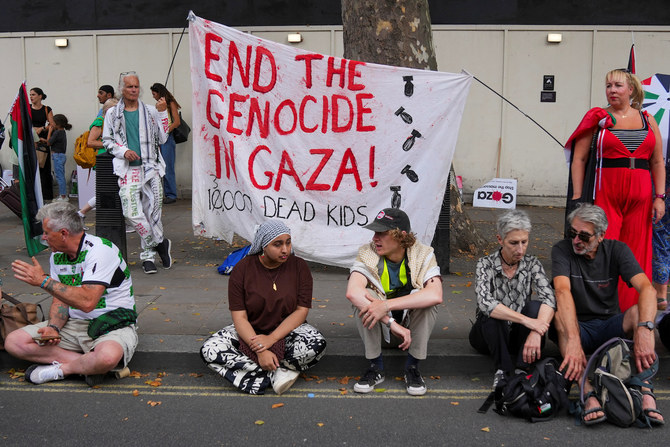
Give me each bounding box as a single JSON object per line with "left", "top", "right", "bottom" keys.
{"left": 475, "top": 250, "right": 556, "bottom": 319}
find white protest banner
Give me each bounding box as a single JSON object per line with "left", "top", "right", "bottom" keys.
{"left": 472, "top": 178, "right": 517, "bottom": 209}
{"left": 189, "top": 12, "right": 472, "bottom": 267}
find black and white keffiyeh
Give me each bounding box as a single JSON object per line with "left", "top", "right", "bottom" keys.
{"left": 248, "top": 220, "right": 291, "bottom": 255}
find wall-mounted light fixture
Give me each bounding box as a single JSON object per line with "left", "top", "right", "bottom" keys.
{"left": 54, "top": 38, "right": 69, "bottom": 48}
{"left": 547, "top": 33, "right": 562, "bottom": 43}
{"left": 287, "top": 33, "right": 302, "bottom": 43}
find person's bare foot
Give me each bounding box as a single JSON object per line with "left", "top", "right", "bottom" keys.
{"left": 642, "top": 387, "right": 664, "bottom": 424}
{"left": 584, "top": 395, "right": 605, "bottom": 422}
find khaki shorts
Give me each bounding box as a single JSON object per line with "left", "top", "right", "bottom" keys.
{"left": 22, "top": 319, "right": 138, "bottom": 368}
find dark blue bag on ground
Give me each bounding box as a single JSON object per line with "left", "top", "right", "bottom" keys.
{"left": 217, "top": 245, "right": 251, "bottom": 275}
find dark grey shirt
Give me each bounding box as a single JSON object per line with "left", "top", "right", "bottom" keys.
{"left": 551, "top": 239, "right": 642, "bottom": 321}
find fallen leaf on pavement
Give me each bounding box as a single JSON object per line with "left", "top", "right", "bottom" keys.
{"left": 255, "top": 420, "right": 265, "bottom": 425}
{"left": 430, "top": 376, "right": 440, "bottom": 380}
{"left": 450, "top": 402, "right": 459, "bottom": 406}
{"left": 317, "top": 423, "right": 324, "bottom": 427}
{"left": 272, "top": 403, "right": 284, "bottom": 409}
{"left": 147, "top": 401, "right": 162, "bottom": 406}
{"left": 338, "top": 376, "right": 352, "bottom": 385}
{"left": 132, "top": 390, "right": 140, "bottom": 396}
{"left": 481, "top": 427, "right": 490, "bottom": 432}
{"left": 189, "top": 373, "right": 203, "bottom": 378}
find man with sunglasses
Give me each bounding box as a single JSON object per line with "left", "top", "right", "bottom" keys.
{"left": 551, "top": 203, "right": 661, "bottom": 425}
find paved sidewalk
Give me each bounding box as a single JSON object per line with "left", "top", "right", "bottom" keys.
{"left": 1, "top": 200, "right": 667, "bottom": 376}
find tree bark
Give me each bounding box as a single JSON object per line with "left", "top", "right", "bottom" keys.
{"left": 341, "top": 0, "right": 487, "bottom": 258}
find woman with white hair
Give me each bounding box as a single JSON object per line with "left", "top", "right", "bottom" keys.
{"left": 201, "top": 220, "right": 327, "bottom": 395}
{"left": 469, "top": 210, "right": 556, "bottom": 387}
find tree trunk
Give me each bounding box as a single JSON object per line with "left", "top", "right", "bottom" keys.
{"left": 341, "top": 0, "right": 487, "bottom": 260}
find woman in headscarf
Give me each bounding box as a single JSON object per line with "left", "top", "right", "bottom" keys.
{"left": 201, "top": 220, "right": 327, "bottom": 395}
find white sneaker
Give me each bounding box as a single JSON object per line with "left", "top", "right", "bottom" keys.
{"left": 25, "top": 361, "right": 65, "bottom": 384}
{"left": 271, "top": 367, "right": 300, "bottom": 395}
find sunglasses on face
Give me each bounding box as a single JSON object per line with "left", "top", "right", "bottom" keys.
{"left": 567, "top": 227, "right": 595, "bottom": 243}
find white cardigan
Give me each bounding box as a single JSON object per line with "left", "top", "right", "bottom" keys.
{"left": 102, "top": 98, "right": 169, "bottom": 178}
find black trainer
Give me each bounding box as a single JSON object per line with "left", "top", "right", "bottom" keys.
{"left": 142, "top": 260, "right": 158, "bottom": 274}
{"left": 404, "top": 365, "right": 427, "bottom": 396}
{"left": 156, "top": 239, "right": 172, "bottom": 269}
{"left": 85, "top": 374, "right": 105, "bottom": 387}
{"left": 353, "top": 364, "right": 384, "bottom": 394}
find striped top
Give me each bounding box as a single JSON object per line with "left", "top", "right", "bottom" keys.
{"left": 608, "top": 111, "right": 649, "bottom": 153}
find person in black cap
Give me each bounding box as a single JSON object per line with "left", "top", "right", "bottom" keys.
{"left": 345, "top": 208, "right": 443, "bottom": 396}
{"left": 97, "top": 85, "right": 115, "bottom": 117}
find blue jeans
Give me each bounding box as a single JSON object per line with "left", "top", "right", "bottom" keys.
{"left": 52, "top": 152, "right": 67, "bottom": 196}
{"left": 160, "top": 133, "right": 177, "bottom": 199}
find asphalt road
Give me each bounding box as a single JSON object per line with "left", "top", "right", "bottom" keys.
{"left": 1, "top": 367, "right": 668, "bottom": 446}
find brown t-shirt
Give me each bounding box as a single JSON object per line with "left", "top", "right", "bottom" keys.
{"left": 228, "top": 254, "right": 313, "bottom": 334}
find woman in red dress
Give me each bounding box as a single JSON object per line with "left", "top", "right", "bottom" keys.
{"left": 566, "top": 69, "right": 666, "bottom": 312}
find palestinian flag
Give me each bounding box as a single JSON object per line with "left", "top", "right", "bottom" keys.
{"left": 642, "top": 74, "right": 670, "bottom": 164}
{"left": 627, "top": 44, "right": 636, "bottom": 74}
{"left": 10, "top": 83, "right": 46, "bottom": 256}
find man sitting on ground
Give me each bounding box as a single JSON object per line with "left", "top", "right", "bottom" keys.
{"left": 552, "top": 203, "right": 663, "bottom": 425}
{"left": 5, "top": 202, "right": 138, "bottom": 386}
{"left": 346, "top": 208, "right": 443, "bottom": 396}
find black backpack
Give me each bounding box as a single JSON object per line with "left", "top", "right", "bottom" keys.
{"left": 480, "top": 358, "right": 570, "bottom": 422}
{"left": 581, "top": 337, "right": 658, "bottom": 427}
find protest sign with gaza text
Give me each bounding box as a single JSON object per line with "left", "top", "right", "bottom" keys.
{"left": 189, "top": 13, "right": 471, "bottom": 267}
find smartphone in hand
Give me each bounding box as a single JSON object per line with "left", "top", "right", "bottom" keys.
{"left": 32, "top": 335, "right": 61, "bottom": 345}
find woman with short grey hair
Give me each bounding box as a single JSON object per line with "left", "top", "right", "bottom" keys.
{"left": 470, "top": 209, "right": 556, "bottom": 388}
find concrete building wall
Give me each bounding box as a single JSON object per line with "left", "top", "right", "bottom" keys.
{"left": 2, "top": 25, "right": 670, "bottom": 204}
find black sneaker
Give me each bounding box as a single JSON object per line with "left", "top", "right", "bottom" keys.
{"left": 142, "top": 260, "right": 158, "bottom": 274}
{"left": 404, "top": 365, "right": 427, "bottom": 396}
{"left": 156, "top": 239, "right": 172, "bottom": 269}
{"left": 492, "top": 369, "right": 504, "bottom": 391}
{"left": 85, "top": 374, "right": 105, "bottom": 387}
{"left": 353, "top": 365, "right": 384, "bottom": 394}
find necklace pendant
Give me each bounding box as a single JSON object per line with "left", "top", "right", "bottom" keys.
{"left": 273, "top": 282, "right": 277, "bottom": 291}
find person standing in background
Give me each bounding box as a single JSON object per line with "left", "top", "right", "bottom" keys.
{"left": 48, "top": 114, "right": 72, "bottom": 202}
{"left": 29, "top": 87, "right": 54, "bottom": 202}
{"left": 149, "top": 83, "right": 181, "bottom": 205}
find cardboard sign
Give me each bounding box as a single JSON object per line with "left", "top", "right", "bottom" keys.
{"left": 473, "top": 178, "right": 517, "bottom": 209}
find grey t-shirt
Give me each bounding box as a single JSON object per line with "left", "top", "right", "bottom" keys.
{"left": 551, "top": 238, "right": 642, "bottom": 321}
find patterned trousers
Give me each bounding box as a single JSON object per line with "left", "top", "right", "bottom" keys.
{"left": 200, "top": 323, "right": 327, "bottom": 394}
{"left": 118, "top": 166, "right": 164, "bottom": 262}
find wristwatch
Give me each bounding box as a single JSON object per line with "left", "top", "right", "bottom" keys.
{"left": 637, "top": 321, "right": 655, "bottom": 330}
{"left": 385, "top": 317, "right": 395, "bottom": 329}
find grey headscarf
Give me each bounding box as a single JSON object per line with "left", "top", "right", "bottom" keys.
{"left": 248, "top": 220, "right": 291, "bottom": 255}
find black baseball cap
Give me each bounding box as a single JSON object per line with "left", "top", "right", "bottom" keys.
{"left": 99, "top": 85, "right": 115, "bottom": 96}
{"left": 364, "top": 208, "right": 411, "bottom": 233}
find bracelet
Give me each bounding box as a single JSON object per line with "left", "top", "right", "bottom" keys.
{"left": 654, "top": 193, "right": 666, "bottom": 200}
{"left": 47, "top": 324, "right": 61, "bottom": 334}
{"left": 40, "top": 275, "right": 50, "bottom": 288}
